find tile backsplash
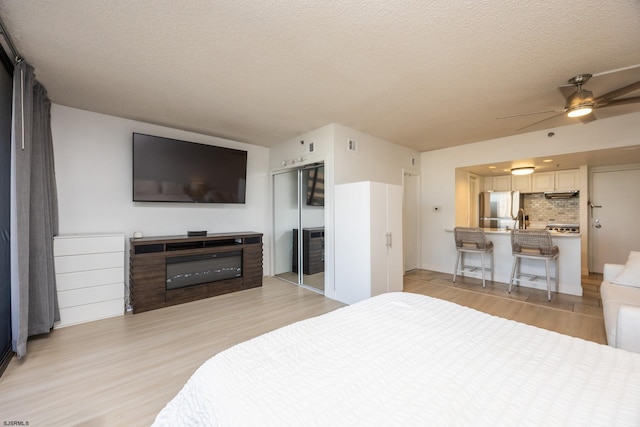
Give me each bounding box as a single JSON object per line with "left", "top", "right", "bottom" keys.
{"left": 523, "top": 193, "right": 579, "bottom": 224}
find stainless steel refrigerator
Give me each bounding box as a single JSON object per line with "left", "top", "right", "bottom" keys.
{"left": 479, "top": 191, "right": 523, "bottom": 229}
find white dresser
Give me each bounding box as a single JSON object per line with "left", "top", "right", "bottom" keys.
{"left": 53, "top": 233, "right": 125, "bottom": 328}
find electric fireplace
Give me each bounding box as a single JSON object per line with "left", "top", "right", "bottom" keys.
{"left": 166, "top": 250, "right": 242, "bottom": 290}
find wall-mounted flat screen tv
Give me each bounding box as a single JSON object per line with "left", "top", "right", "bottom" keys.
{"left": 133, "top": 133, "right": 247, "bottom": 203}
{"left": 305, "top": 165, "right": 324, "bottom": 206}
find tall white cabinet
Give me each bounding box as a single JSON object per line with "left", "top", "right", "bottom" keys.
{"left": 53, "top": 233, "right": 125, "bottom": 328}
{"left": 334, "top": 181, "right": 403, "bottom": 305}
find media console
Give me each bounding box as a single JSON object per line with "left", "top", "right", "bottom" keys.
{"left": 129, "top": 232, "right": 263, "bottom": 313}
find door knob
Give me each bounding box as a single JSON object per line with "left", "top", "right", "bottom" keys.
{"left": 595, "top": 224, "right": 602, "bottom": 228}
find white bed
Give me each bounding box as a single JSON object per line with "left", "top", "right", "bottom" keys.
{"left": 153, "top": 292, "right": 640, "bottom": 426}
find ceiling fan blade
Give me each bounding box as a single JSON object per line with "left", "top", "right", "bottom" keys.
{"left": 592, "top": 64, "right": 640, "bottom": 78}
{"left": 516, "top": 112, "right": 565, "bottom": 131}
{"left": 595, "top": 95, "right": 640, "bottom": 108}
{"left": 496, "top": 109, "right": 564, "bottom": 119}
{"left": 594, "top": 80, "right": 640, "bottom": 105}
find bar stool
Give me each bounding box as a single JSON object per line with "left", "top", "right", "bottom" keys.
{"left": 509, "top": 229, "right": 559, "bottom": 301}
{"left": 453, "top": 227, "right": 494, "bottom": 288}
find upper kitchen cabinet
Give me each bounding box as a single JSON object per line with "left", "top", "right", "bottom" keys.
{"left": 484, "top": 175, "right": 511, "bottom": 191}
{"left": 511, "top": 174, "right": 532, "bottom": 192}
{"left": 531, "top": 172, "right": 555, "bottom": 192}
{"left": 555, "top": 169, "right": 580, "bottom": 191}
{"left": 531, "top": 169, "right": 579, "bottom": 192}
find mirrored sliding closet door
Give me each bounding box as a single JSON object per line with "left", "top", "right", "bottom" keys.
{"left": 273, "top": 163, "right": 324, "bottom": 293}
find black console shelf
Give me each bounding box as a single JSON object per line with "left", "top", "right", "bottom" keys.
{"left": 129, "top": 232, "right": 263, "bottom": 313}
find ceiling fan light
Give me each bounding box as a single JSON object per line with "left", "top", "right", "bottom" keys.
{"left": 567, "top": 106, "right": 593, "bottom": 117}
{"left": 511, "top": 167, "right": 535, "bottom": 175}
{"left": 565, "top": 88, "right": 594, "bottom": 118}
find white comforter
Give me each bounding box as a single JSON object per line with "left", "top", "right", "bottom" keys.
{"left": 153, "top": 292, "right": 640, "bottom": 426}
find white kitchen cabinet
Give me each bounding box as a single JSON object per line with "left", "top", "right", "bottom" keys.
{"left": 531, "top": 169, "right": 579, "bottom": 192}
{"left": 334, "top": 181, "right": 403, "bottom": 305}
{"left": 511, "top": 174, "right": 532, "bottom": 192}
{"left": 484, "top": 175, "right": 511, "bottom": 192}
{"left": 493, "top": 175, "right": 512, "bottom": 191}
{"left": 532, "top": 171, "right": 555, "bottom": 192}
{"left": 54, "top": 233, "right": 125, "bottom": 328}
{"left": 555, "top": 169, "right": 579, "bottom": 191}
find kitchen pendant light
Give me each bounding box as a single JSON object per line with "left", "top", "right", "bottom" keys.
{"left": 511, "top": 167, "right": 534, "bottom": 175}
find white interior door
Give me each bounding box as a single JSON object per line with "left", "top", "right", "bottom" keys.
{"left": 386, "top": 184, "right": 404, "bottom": 292}
{"left": 590, "top": 167, "right": 640, "bottom": 273}
{"left": 403, "top": 173, "right": 420, "bottom": 272}
{"left": 334, "top": 182, "right": 372, "bottom": 304}
{"left": 369, "top": 182, "right": 388, "bottom": 297}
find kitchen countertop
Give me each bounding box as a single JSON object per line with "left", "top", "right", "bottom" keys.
{"left": 444, "top": 227, "right": 582, "bottom": 295}
{"left": 445, "top": 228, "right": 580, "bottom": 237}
{"left": 480, "top": 228, "right": 581, "bottom": 237}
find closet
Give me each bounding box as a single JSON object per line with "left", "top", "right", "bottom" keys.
{"left": 334, "top": 181, "right": 403, "bottom": 304}
{"left": 273, "top": 163, "right": 325, "bottom": 293}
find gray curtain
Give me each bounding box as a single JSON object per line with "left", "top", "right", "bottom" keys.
{"left": 10, "top": 61, "right": 59, "bottom": 358}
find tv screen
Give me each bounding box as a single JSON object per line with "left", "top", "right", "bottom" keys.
{"left": 305, "top": 165, "right": 324, "bottom": 206}
{"left": 132, "top": 133, "right": 247, "bottom": 203}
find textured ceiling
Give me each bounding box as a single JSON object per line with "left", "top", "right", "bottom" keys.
{"left": 1, "top": 1, "right": 639, "bottom": 152}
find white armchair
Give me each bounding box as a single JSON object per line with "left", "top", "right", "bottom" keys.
{"left": 601, "top": 262, "right": 640, "bottom": 353}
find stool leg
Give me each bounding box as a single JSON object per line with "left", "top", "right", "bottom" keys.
{"left": 555, "top": 256, "right": 559, "bottom": 295}
{"left": 490, "top": 249, "right": 494, "bottom": 283}
{"left": 481, "top": 252, "right": 486, "bottom": 288}
{"left": 545, "top": 258, "right": 551, "bottom": 301}
{"left": 453, "top": 251, "right": 460, "bottom": 283}
{"left": 509, "top": 256, "right": 517, "bottom": 293}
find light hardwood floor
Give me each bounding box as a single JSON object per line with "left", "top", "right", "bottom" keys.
{"left": 0, "top": 271, "right": 606, "bottom": 426}
{"left": 404, "top": 269, "right": 606, "bottom": 344}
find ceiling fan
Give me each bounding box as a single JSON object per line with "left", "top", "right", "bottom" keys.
{"left": 498, "top": 64, "right": 640, "bottom": 129}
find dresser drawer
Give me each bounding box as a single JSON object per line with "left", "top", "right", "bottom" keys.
{"left": 54, "top": 234, "right": 124, "bottom": 256}
{"left": 56, "top": 267, "right": 124, "bottom": 291}
{"left": 58, "top": 283, "right": 124, "bottom": 308}
{"left": 55, "top": 252, "right": 124, "bottom": 274}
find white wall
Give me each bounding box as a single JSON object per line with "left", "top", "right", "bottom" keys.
{"left": 333, "top": 124, "right": 420, "bottom": 185}
{"left": 269, "top": 124, "right": 335, "bottom": 171}
{"left": 51, "top": 104, "right": 271, "bottom": 274}
{"left": 421, "top": 112, "right": 640, "bottom": 276}
{"left": 269, "top": 123, "right": 420, "bottom": 300}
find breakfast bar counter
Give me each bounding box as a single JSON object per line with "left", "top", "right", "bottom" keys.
{"left": 447, "top": 228, "right": 582, "bottom": 296}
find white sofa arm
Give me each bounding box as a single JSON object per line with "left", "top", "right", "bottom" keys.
{"left": 617, "top": 305, "right": 640, "bottom": 353}
{"left": 603, "top": 263, "right": 625, "bottom": 282}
